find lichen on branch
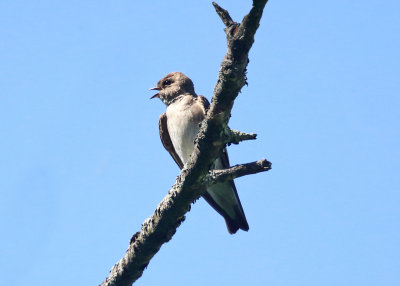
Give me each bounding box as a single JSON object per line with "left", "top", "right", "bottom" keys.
{"left": 100, "top": 1, "right": 270, "bottom": 285}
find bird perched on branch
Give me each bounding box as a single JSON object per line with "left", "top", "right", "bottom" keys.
{"left": 150, "top": 72, "right": 249, "bottom": 234}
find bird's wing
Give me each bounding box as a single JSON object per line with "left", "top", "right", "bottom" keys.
{"left": 203, "top": 148, "right": 249, "bottom": 234}
{"left": 159, "top": 112, "right": 184, "bottom": 169}
{"left": 197, "top": 95, "right": 210, "bottom": 113}
{"left": 160, "top": 96, "right": 248, "bottom": 234}
{"left": 197, "top": 95, "right": 249, "bottom": 234}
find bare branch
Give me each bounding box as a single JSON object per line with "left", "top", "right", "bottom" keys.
{"left": 100, "top": 2, "right": 270, "bottom": 285}
{"left": 204, "top": 159, "right": 271, "bottom": 186}
{"left": 212, "top": 2, "right": 235, "bottom": 27}
{"left": 225, "top": 128, "right": 257, "bottom": 145}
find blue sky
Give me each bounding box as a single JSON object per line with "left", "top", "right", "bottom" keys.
{"left": 1, "top": 0, "right": 399, "bottom": 285}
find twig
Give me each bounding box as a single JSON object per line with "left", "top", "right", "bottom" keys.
{"left": 204, "top": 159, "right": 271, "bottom": 186}
{"left": 225, "top": 128, "right": 257, "bottom": 145}
{"left": 212, "top": 2, "right": 235, "bottom": 27}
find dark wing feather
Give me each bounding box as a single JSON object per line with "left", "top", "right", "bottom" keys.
{"left": 159, "top": 112, "right": 184, "bottom": 169}
{"left": 160, "top": 96, "right": 248, "bottom": 234}
{"left": 197, "top": 95, "right": 210, "bottom": 113}
{"left": 198, "top": 95, "right": 249, "bottom": 233}
{"left": 221, "top": 148, "right": 249, "bottom": 231}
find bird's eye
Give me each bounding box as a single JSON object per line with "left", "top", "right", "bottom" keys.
{"left": 163, "top": 79, "right": 172, "bottom": 86}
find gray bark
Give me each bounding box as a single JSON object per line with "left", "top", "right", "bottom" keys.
{"left": 100, "top": 1, "right": 270, "bottom": 285}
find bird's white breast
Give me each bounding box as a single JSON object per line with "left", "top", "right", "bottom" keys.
{"left": 166, "top": 96, "right": 204, "bottom": 165}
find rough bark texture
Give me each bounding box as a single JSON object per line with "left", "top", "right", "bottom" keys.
{"left": 204, "top": 159, "right": 272, "bottom": 186}
{"left": 100, "top": 1, "right": 270, "bottom": 285}
{"left": 226, "top": 128, "right": 257, "bottom": 145}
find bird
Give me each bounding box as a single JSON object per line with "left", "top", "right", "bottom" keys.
{"left": 150, "top": 72, "right": 249, "bottom": 234}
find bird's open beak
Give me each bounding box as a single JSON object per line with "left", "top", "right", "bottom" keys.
{"left": 150, "top": 87, "right": 161, "bottom": 99}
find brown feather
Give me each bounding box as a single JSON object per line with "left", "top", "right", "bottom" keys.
{"left": 159, "top": 113, "right": 184, "bottom": 169}
{"left": 154, "top": 74, "right": 249, "bottom": 234}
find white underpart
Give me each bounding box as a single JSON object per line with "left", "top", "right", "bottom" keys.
{"left": 166, "top": 96, "right": 240, "bottom": 219}
{"left": 166, "top": 96, "right": 200, "bottom": 164}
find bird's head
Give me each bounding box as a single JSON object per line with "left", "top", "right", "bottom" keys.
{"left": 150, "top": 72, "right": 195, "bottom": 105}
